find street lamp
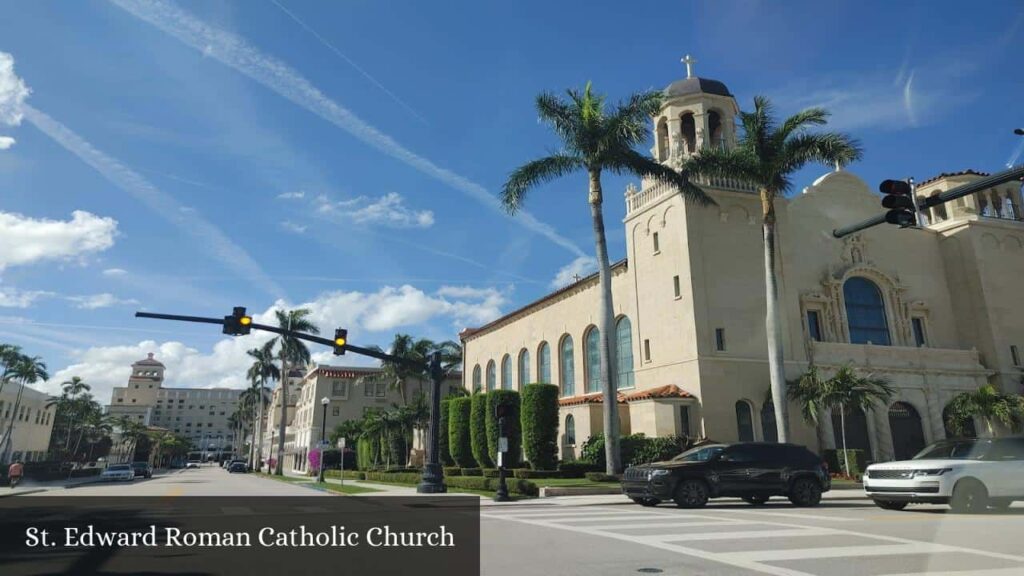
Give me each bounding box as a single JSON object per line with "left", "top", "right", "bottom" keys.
{"left": 318, "top": 396, "right": 330, "bottom": 483}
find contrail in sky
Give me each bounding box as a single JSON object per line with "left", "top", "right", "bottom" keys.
{"left": 268, "top": 0, "right": 428, "bottom": 124}
{"left": 108, "top": 0, "right": 586, "bottom": 259}
{"left": 23, "top": 105, "right": 286, "bottom": 299}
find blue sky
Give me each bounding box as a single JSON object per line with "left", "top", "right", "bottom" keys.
{"left": 1, "top": 0, "right": 1021, "bottom": 401}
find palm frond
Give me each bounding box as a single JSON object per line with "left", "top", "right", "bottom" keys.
{"left": 683, "top": 146, "right": 762, "bottom": 185}
{"left": 774, "top": 107, "right": 829, "bottom": 145}
{"left": 603, "top": 90, "right": 662, "bottom": 149}
{"left": 536, "top": 92, "right": 581, "bottom": 145}
{"left": 781, "top": 132, "right": 863, "bottom": 173}
{"left": 501, "top": 154, "right": 583, "bottom": 214}
{"left": 605, "top": 149, "right": 714, "bottom": 206}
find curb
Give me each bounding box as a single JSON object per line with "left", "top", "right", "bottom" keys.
{"left": 0, "top": 488, "right": 47, "bottom": 498}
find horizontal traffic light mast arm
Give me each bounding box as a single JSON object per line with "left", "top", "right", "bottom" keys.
{"left": 134, "top": 311, "right": 427, "bottom": 371}
{"left": 832, "top": 164, "right": 1024, "bottom": 239}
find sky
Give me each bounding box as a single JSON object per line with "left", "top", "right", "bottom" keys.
{"left": 1, "top": 0, "right": 1022, "bottom": 403}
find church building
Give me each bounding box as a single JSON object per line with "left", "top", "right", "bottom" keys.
{"left": 459, "top": 62, "right": 1024, "bottom": 464}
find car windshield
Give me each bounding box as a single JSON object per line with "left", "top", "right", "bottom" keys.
{"left": 671, "top": 445, "right": 726, "bottom": 462}
{"left": 913, "top": 439, "right": 991, "bottom": 460}
{"left": 107, "top": 465, "right": 130, "bottom": 471}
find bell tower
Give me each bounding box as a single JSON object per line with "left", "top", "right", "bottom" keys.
{"left": 651, "top": 55, "right": 740, "bottom": 169}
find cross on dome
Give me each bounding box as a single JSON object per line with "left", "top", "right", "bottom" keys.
{"left": 681, "top": 54, "right": 697, "bottom": 78}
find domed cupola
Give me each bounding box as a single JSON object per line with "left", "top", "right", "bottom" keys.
{"left": 651, "top": 55, "right": 740, "bottom": 166}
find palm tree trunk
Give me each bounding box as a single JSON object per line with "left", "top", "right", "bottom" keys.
{"left": 0, "top": 381, "right": 26, "bottom": 463}
{"left": 256, "top": 378, "right": 265, "bottom": 469}
{"left": 276, "top": 357, "right": 288, "bottom": 476}
{"left": 840, "top": 403, "right": 850, "bottom": 477}
{"left": 761, "top": 189, "right": 790, "bottom": 443}
{"left": 589, "top": 170, "right": 621, "bottom": 474}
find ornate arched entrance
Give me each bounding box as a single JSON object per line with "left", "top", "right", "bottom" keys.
{"left": 831, "top": 405, "right": 871, "bottom": 453}
{"left": 889, "top": 402, "right": 926, "bottom": 460}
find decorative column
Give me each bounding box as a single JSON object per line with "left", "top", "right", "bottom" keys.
{"left": 921, "top": 382, "right": 945, "bottom": 444}
{"left": 667, "top": 117, "right": 683, "bottom": 161}
{"left": 869, "top": 406, "right": 894, "bottom": 462}
{"left": 694, "top": 111, "right": 708, "bottom": 150}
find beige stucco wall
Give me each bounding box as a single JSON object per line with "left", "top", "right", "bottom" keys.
{"left": 1, "top": 383, "right": 56, "bottom": 462}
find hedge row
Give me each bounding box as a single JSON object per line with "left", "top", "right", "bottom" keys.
{"left": 359, "top": 471, "right": 538, "bottom": 496}
{"left": 521, "top": 384, "right": 559, "bottom": 470}
{"left": 580, "top": 433, "right": 687, "bottom": 468}
{"left": 439, "top": 398, "right": 454, "bottom": 467}
{"left": 486, "top": 390, "right": 521, "bottom": 468}
{"left": 448, "top": 397, "right": 474, "bottom": 467}
{"left": 470, "top": 394, "right": 493, "bottom": 468}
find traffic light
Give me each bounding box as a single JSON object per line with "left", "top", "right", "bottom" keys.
{"left": 879, "top": 179, "right": 916, "bottom": 228}
{"left": 333, "top": 328, "right": 348, "bottom": 356}
{"left": 222, "top": 306, "right": 252, "bottom": 336}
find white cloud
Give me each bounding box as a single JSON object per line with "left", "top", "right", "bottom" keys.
{"left": 44, "top": 283, "right": 507, "bottom": 403}
{"left": 315, "top": 192, "right": 434, "bottom": 229}
{"left": 0, "top": 286, "right": 54, "bottom": 308}
{"left": 0, "top": 136, "right": 14, "bottom": 150}
{"left": 0, "top": 52, "right": 30, "bottom": 127}
{"left": 550, "top": 256, "right": 597, "bottom": 289}
{"left": 280, "top": 220, "right": 307, "bottom": 234}
{"left": 0, "top": 210, "right": 117, "bottom": 271}
{"left": 109, "top": 0, "right": 584, "bottom": 258}
{"left": 276, "top": 191, "right": 305, "bottom": 200}
{"left": 102, "top": 268, "right": 129, "bottom": 277}
{"left": 66, "top": 293, "right": 140, "bottom": 310}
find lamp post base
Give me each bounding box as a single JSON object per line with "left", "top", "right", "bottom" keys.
{"left": 416, "top": 463, "right": 447, "bottom": 494}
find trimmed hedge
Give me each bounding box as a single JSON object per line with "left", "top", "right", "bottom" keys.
{"left": 360, "top": 471, "right": 538, "bottom": 496}
{"left": 460, "top": 467, "right": 482, "bottom": 476}
{"left": 825, "top": 449, "right": 867, "bottom": 478}
{"left": 439, "top": 398, "right": 454, "bottom": 466}
{"left": 470, "top": 393, "right": 493, "bottom": 468}
{"left": 581, "top": 433, "right": 686, "bottom": 468}
{"left": 448, "top": 397, "right": 474, "bottom": 468}
{"left": 356, "top": 436, "right": 378, "bottom": 471}
{"left": 442, "top": 466, "right": 462, "bottom": 477}
{"left": 325, "top": 470, "right": 365, "bottom": 480}
{"left": 482, "top": 468, "right": 499, "bottom": 478}
{"left": 521, "top": 383, "right": 560, "bottom": 471}
{"left": 486, "top": 389, "right": 521, "bottom": 468}
{"left": 584, "top": 472, "right": 619, "bottom": 483}
{"left": 513, "top": 469, "right": 562, "bottom": 479}
{"left": 558, "top": 459, "right": 600, "bottom": 478}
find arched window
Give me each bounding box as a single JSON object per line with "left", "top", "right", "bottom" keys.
{"left": 537, "top": 342, "right": 551, "bottom": 384}
{"left": 616, "top": 317, "right": 635, "bottom": 389}
{"left": 656, "top": 118, "right": 669, "bottom": 161}
{"left": 501, "top": 355, "right": 512, "bottom": 390}
{"left": 585, "top": 327, "right": 601, "bottom": 393}
{"left": 486, "top": 361, "right": 496, "bottom": 392}
{"left": 472, "top": 365, "right": 481, "bottom": 392}
{"left": 559, "top": 335, "right": 575, "bottom": 397}
{"left": 518, "top": 348, "right": 530, "bottom": 388}
{"left": 761, "top": 401, "right": 778, "bottom": 442}
{"left": 564, "top": 414, "right": 576, "bottom": 446}
{"left": 680, "top": 112, "right": 696, "bottom": 153}
{"left": 844, "top": 277, "right": 891, "bottom": 345}
{"left": 735, "top": 400, "right": 754, "bottom": 441}
{"left": 708, "top": 110, "right": 723, "bottom": 149}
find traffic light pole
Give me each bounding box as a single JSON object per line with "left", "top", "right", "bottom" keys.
{"left": 134, "top": 311, "right": 447, "bottom": 493}
{"left": 832, "top": 165, "right": 1024, "bottom": 239}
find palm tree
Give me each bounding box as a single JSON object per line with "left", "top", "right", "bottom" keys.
{"left": 787, "top": 365, "right": 830, "bottom": 449}
{"left": 945, "top": 385, "right": 1024, "bottom": 437}
{"left": 686, "top": 96, "right": 862, "bottom": 443}
{"left": 0, "top": 344, "right": 22, "bottom": 396}
{"left": 789, "top": 365, "right": 894, "bottom": 475}
{"left": 372, "top": 334, "right": 438, "bottom": 404}
{"left": 247, "top": 340, "right": 279, "bottom": 469}
{"left": 272, "top": 308, "right": 319, "bottom": 475}
{"left": 502, "top": 83, "right": 709, "bottom": 473}
{"left": 0, "top": 354, "right": 48, "bottom": 463}
{"left": 59, "top": 377, "right": 90, "bottom": 451}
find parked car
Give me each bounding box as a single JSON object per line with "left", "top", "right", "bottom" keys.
{"left": 228, "top": 461, "right": 248, "bottom": 473}
{"left": 131, "top": 462, "right": 153, "bottom": 479}
{"left": 864, "top": 436, "right": 1024, "bottom": 513}
{"left": 622, "top": 442, "right": 830, "bottom": 508}
{"left": 185, "top": 461, "right": 201, "bottom": 469}
{"left": 100, "top": 464, "right": 136, "bottom": 482}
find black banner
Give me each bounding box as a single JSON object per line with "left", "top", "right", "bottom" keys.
{"left": 0, "top": 497, "right": 480, "bottom": 575}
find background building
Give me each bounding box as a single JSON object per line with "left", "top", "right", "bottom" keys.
{"left": 0, "top": 382, "right": 56, "bottom": 463}
{"left": 461, "top": 66, "right": 1023, "bottom": 464}
{"left": 108, "top": 353, "right": 245, "bottom": 458}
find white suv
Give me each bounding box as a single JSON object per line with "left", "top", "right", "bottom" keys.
{"left": 864, "top": 437, "right": 1024, "bottom": 513}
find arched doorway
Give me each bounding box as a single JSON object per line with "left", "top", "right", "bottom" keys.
{"left": 831, "top": 405, "right": 871, "bottom": 453}
{"left": 889, "top": 402, "right": 926, "bottom": 460}
{"left": 761, "top": 401, "right": 778, "bottom": 442}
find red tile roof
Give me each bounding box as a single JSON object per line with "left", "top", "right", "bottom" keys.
{"left": 557, "top": 385, "right": 693, "bottom": 407}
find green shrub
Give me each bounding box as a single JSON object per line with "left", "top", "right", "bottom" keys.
{"left": 482, "top": 468, "right": 499, "bottom": 478}
{"left": 631, "top": 436, "right": 688, "bottom": 465}
{"left": 324, "top": 470, "right": 365, "bottom": 480}
{"left": 582, "top": 433, "right": 674, "bottom": 469}
{"left": 442, "top": 466, "right": 462, "bottom": 477}
{"left": 460, "top": 467, "right": 482, "bottom": 476}
{"left": 439, "top": 398, "right": 454, "bottom": 467}
{"left": 486, "top": 389, "right": 522, "bottom": 467}
{"left": 521, "top": 384, "right": 559, "bottom": 471}
{"left": 513, "top": 469, "right": 562, "bottom": 479}
{"left": 448, "top": 397, "right": 474, "bottom": 468}
{"left": 470, "top": 393, "right": 493, "bottom": 468}
{"left": 363, "top": 471, "right": 422, "bottom": 484}
{"left": 824, "top": 449, "right": 867, "bottom": 478}
{"left": 558, "top": 459, "right": 600, "bottom": 477}
{"left": 359, "top": 470, "right": 538, "bottom": 496}
{"left": 356, "top": 436, "right": 379, "bottom": 471}
{"left": 584, "top": 472, "right": 619, "bottom": 483}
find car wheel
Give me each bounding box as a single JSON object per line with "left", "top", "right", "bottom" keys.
{"left": 742, "top": 495, "right": 770, "bottom": 505}
{"left": 788, "top": 477, "right": 822, "bottom": 507}
{"left": 673, "top": 479, "right": 709, "bottom": 509}
{"left": 874, "top": 500, "right": 908, "bottom": 511}
{"left": 950, "top": 479, "right": 988, "bottom": 513}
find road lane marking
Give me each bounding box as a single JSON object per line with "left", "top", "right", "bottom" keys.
{"left": 588, "top": 520, "right": 741, "bottom": 530}
{"left": 730, "top": 542, "right": 943, "bottom": 562}
{"left": 655, "top": 528, "right": 833, "bottom": 542}
{"left": 709, "top": 509, "right": 858, "bottom": 522}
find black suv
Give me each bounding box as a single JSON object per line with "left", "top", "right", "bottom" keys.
{"left": 622, "top": 442, "right": 830, "bottom": 508}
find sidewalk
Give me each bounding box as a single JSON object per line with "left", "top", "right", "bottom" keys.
{"left": 0, "top": 468, "right": 186, "bottom": 497}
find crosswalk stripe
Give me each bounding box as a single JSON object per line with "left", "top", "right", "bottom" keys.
{"left": 587, "top": 520, "right": 741, "bottom": 531}
{"left": 731, "top": 542, "right": 945, "bottom": 562}
{"left": 652, "top": 528, "right": 830, "bottom": 542}
{"left": 717, "top": 509, "right": 857, "bottom": 522}
{"left": 877, "top": 569, "right": 1024, "bottom": 576}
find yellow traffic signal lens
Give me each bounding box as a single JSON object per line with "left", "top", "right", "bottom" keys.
{"left": 240, "top": 316, "right": 252, "bottom": 325}
{"left": 335, "top": 338, "right": 346, "bottom": 347}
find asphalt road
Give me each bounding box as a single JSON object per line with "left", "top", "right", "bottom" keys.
{"left": 28, "top": 465, "right": 325, "bottom": 497}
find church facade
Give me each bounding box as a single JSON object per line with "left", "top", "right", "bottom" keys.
{"left": 460, "top": 67, "right": 1024, "bottom": 464}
